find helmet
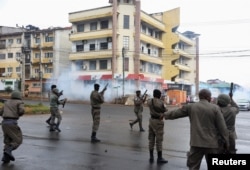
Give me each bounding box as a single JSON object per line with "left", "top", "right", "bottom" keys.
{"left": 217, "top": 94, "right": 230, "bottom": 107}
{"left": 11, "top": 91, "right": 22, "bottom": 99}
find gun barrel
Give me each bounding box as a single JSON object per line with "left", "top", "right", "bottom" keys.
{"left": 230, "top": 82, "right": 234, "bottom": 94}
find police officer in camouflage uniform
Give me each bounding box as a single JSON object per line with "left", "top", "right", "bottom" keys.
{"left": 147, "top": 89, "right": 168, "bottom": 164}
{"left": 0, "top": 91, "right": 25, "bottom": 164}
{"left": 90, "top": 83, "right": 107, "bottom": 143}
{"left": 129, "top": 90, "right": 146, "bottom": 132}
{"left": 49, "top": 88, "right": 67, "bottom": 132}
{"left": 165, "top": 89, "right": 229, "bottom": 170}
{"left": 217, "top": 93, "right": 239, "bottom": 154}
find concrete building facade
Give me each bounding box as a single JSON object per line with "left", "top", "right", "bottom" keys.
{"left": 68, "top": 0, "right": 199, "bottom": 98}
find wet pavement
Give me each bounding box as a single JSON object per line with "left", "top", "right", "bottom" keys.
{"left": 1, "top": 101, "right": 249, "bottom": 170}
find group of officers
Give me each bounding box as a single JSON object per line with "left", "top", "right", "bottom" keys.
{"left": 0, "top": 83, "right": 239, "bottom": 169}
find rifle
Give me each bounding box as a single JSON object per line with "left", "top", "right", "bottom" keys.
{"left": 141, "top": 90, "right": 148, "bottom": 102}
{"left": 100, "top": 83, "right": 108, "bottom": 94}
{"left": 229, "top": 82, "right": 234, "bottom": 98}
{"left": 60, "top": 98, "right": 67, "bottom": 108}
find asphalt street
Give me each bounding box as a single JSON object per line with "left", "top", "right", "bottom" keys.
{"left": 0, "top": 101, "right": 249, "bottom": 170}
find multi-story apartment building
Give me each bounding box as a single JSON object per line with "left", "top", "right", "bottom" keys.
{"left": 0, "top": 26, "right": 71, "bottom": 96}
{"left": 68, "top": 0, "right": 199, "bottom": 98}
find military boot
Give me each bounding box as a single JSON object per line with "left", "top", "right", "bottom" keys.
{"left": 91, "top": 132, "right": 101, "bottom": 143}
{"left": 149, "top": 150, "right": 154, "bottom": 163}
{"left": 157, "top": 151, "right": 168, "bottom": 164}
{"left": 54, "top": 123, "right": 61, "bottom": 132}
{"left": 1, "top": 153, "right": 10, "bottom": 164}
{"left": 4, "top": 147, "right": 15, "bottom": 161}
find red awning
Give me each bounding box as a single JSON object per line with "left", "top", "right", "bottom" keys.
{"left": 78, "top": 75, "right": 91, "bottom": 80}
{"left": 101, "top": 74, "right": 112, "bottom": 80}
{"left": 126, "top": 74, "right": 144, "bottom": 80}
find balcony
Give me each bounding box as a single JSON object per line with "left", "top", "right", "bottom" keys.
{"left": 140, "top": 53, "right": 163, "bottom": 65}
{"left": 173, "top": 49, "right": 193, "bottom": 59}
{"left": 175, "top": 62, "right": 191, "bottom": 72}
{"left": 141, "top": 12, "right": 165, "bottom": 31}
{"left": 140, "top": 33, "right": 164, "bottom": 48}
{"left": 70, "top": 29, "right": 113, "bottom": 41}
{"left": 69, "top": 7, "right": 113, "bottom": 23}
{"left": 69, "top": 50, "right": 113, "bottom": 60}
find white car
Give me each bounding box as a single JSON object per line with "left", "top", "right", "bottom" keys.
{"left": 236, "top": 99, "right": 250, "bottom": 111}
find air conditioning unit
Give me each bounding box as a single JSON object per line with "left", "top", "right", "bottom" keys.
{"left": 107, "top": 37, "right": 112, "bottom": 42}
{"left": 82, "top": 65, "right": 87, "bottom": 70}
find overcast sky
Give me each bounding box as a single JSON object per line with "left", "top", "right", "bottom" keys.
{"left": 1, "top": 0, "right": 250, "bottom": 87}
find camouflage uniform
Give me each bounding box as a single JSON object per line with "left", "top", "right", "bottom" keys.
{"left": 90, "top": 84, "right": 105, "bottom": 142}
{"left": 165, "top": 89, "right": 229, "bottom": 170}
{"left": 217, "top": 94, "right": 239, "bottom": 154}
{"left": 49, "top": 88, "right": 66, "bottom": 132}
{"left": 147, "top": 89, "right": 168, "bottom": 164}
{"left": 0, "top": 91, "right": 25, "bottom": 163}
{"left": 130, "top": 91, "right": 144, "bottom": 131}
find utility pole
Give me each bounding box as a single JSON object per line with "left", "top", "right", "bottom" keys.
{"left": 122, "top": 47, "right": 125, "bottom": 97}
{"left": 39, "top": 45, "right": 43, "bottom": 104}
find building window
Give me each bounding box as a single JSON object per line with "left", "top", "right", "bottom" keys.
{"left": 141, "top": 24, "right": 146, "bottom": 34}
{"left": 16, "top": 66, "right": 21, "bottom": 72}
{"left": 100, "top": 42, "right": 108, "bottom": 50}
{"left": 77, "top": 24, "right": 84, "bottom": 32}
{"left": 32, "top": 83, "right": 41, "bottom": 87}
{"left": 45, "top": 67, "right": 53, "bottom": 73}
{"left": 0, "top": 53, "right": 6, "bottom": 60}
{"left": 8, "top": 53, "right": 13, "bottom": 58}
{"left": 35, "top": 38, "right": 40, "bottom": 44}
{"left": 44, "top": 52, "right": 53, "bottom": 58}
{"left": 90, "top": 22, "right": 97, "bottom": 31}
{"left": 35, "top": 68, "right": 40, "bottom": 73}
{"left": 123, "top": 36, "right": 129, "bottom": 50}
{"left": 89, "top": 60, "right": 96, "bottom": 70}
{"left": 123, "top": 15, "right": 130, "bottom": 29}
{"left": 8, "top": 39, "right": 13, "bottom": 44}
{"left": 89, "top": 44, "right": 95, "bottom": 51}
{"left": 148, "top": 28, "right": 153, "bottom": 36}
{"left": 45, "top": 36, "right": 53, "bottom": 42}
{"left": 16, "top": 52, "right": 21, "bottom": 58}
{"left": 101, "top": 20, "right": 109, "bottom": 29}
{"left": 124, "top": 58, "right": 129, "bottom": 71}
{"left": 76, "top": 45, "right": 84, "bottom": 52}
{"left": 7, "top": 67, "right": 13, "bottom": 73}
{"left": 99, "top": 60, "right": 108, "bottom": 70}
{"left": 16, "top": 38, "right": 22, "bottom": 44}
{"left": 35, "top": 53, "right": 41, "bottom": 59}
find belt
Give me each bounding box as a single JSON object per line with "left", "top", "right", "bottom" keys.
{"left": 3, "top": 117, "right": 18, "bottom": 120}
{"left": 92, "top": 107, "right": 101, "bottom": 109}
{"left": 151, "top": 116, "right": 160, "bottom": 119}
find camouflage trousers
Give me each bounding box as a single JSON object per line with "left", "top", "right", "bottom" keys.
{"left": 1, "top": 120, "right": 23, "bottom": 150}
{"left": 50, "top": 107, "right": 62, "bottom": 125}
{"left": 131, "top": 110, "right": 143, "bottom": 129}
{"left": 148, "top": 118, "right": 164, "bottom": 151}
{"left": 91, "top": 108, "right": 101, "bottom": 133}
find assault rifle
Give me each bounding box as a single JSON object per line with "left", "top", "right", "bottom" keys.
{"left": 100, "top": 83, "right": 108, "bottom": 94}
{"left": 229, "top": 82, "right": 234, "bottom": 98}
{"left": 60, "top": 98, "right": 67, "bottom": 108}
{"left": 141, "top": 90, "right": 148, "bottom": 102}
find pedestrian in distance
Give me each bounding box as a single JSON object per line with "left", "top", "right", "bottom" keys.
{"left": 217, "top": 93, "right": 239, "bottom": 154}
{"left": 0, "top": 91, "right": 25, "bottom": 164}
{"left": 147, "top": 89, "right": 168, "bottom": 164}
{"left": 90, "top": 83, "right": 107, "bottom": 143}
{"left": 165, "top": 89, "right": 229, "bottom": 170}
{"left": 129, "top": 90, "right": 147, "bottom": 132}
{"left": 49, "top": 88, "right": 67, "bottom": 132}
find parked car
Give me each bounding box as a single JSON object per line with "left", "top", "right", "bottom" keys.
{"left": 236, "top": 99, "right": 250, "bottom": 111}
